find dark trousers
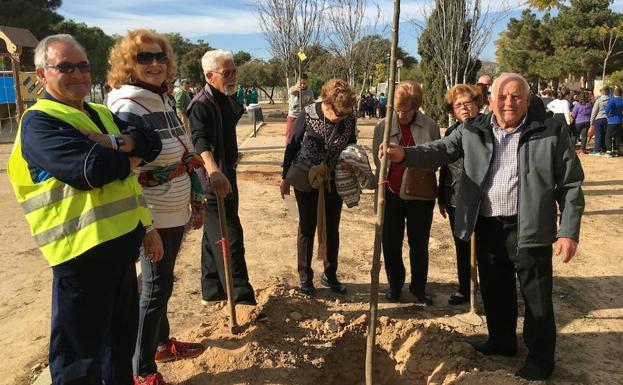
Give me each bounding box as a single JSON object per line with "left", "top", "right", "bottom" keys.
{"left": 201, "top": 188, "right": 256, "bottom": 305}
{"left": 475, "top": 216, "right": 556, "bottom": 371}
{"left": 594, "top": 118, "right": 607, "bottom": 152}
{"left": 447, "top": 206, "right": 471, "bottom": 296}
{"left": 133, "top": 227, "right": 184, "bottom": 376}
{"left": 576, "top": 121, "right": 590, "bottom": 150}
{"left": 49, "top": 226, "right": 143, "bottom": 385}
{"left": 294, "top": 184, "right": 343, "bottom": 283}
{"left": 382, "top": 189, "right": 434, "bottom": 295}
{"left": 606, "top": 123, "right": 622, "bottom": 153}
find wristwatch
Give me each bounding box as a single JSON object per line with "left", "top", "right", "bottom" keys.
{"left": 114, "top": 136, "right": 126, "bottom": 149}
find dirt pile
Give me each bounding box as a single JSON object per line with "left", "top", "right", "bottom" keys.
{"left": 161, "top": 282, "right": 534, "bottom": 385}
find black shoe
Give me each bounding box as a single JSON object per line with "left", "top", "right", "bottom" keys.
{"left": 515, "top": 360, "right": 553, "bottom": 381}
{"left": 255, "top": 311, "right": 269, "bottom": 322}
{"left": 385, "top": 288, "right": 401, "bottom": 302}
{"left": 300, "top": 281, "right": 315, "bottom": 296}
{"left": 409, "top": 287, "right": 433, "bottom": 306}
{"left": 448, "top": 292, "right": 469, "bottom": 305}
{"left": 470, "top": 340, "right": 517, "bottom": 357}
{"left": 320, "top": 274, "right": 347, "bottom": 294}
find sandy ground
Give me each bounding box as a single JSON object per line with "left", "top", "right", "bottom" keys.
{"left": 1, "top": 104, "right": 622, "bottom": 385}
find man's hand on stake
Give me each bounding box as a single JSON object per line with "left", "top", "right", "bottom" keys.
{"left": 378, "top": 143, "right": 406, "bottom": 163}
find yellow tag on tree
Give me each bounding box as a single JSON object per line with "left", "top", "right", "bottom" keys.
{"left": 297, "top": 51, "right": 307, "bottom": 61}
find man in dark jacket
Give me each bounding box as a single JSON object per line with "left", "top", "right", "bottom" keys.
{"left": 188, "top": 49, "right": 257, "bottom": 306}
{"left": 381, "top": 73, "right": 584, "bottom": 381}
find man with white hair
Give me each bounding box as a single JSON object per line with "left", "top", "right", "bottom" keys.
{"left": 381, "top": 73, "right": 585, "bottom": 381}
{"left": 187, "top": 49, "right": 258, "bottom": 306}
{"left": 8, "top": 34, "right": 161, "bottom": 384}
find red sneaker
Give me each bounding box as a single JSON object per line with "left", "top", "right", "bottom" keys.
{"left": 154, "top": 338, "right": 205, "bottom": 363}
{"left": 134, "top": 372, "right": 166, "bottom": 385}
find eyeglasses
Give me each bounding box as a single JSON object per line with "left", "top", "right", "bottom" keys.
{"left": 453, "top": 101, "right": 474, "bottom": 110}
{"left": 210, "top": 69, "right": 237, "bottom": 78}
{"left": 44, "top": 62, "right": 91, "bottom": 74}
{"left": 395, "top": 108, "right": 415, "bottom": 115}
{"left": 331, "top": 103, "right": 352, "bottom": 118}
{"left": 136, "top": 52, "right": 168, "bottom": 65}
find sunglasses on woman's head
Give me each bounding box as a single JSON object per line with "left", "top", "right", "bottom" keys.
{"left": 44, "top": 61, "right": 91, "bottom": 74}
{"left": 136, "top": 52, "right": 168, "bottom": 65}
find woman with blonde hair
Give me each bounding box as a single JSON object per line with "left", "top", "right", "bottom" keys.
{"left": 372, "top": 80, "right": 440, "bottom": 305}
{"left": 106, "top": 28, "right": 205, "bottom": 385}
{"left": 280, "top": 78, "right": 357, "bottom": 295}
{"left": 439, "top": 84, "right": 483, "bottom": 305}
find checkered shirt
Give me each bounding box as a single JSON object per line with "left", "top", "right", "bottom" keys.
{"left": 479, "top": 114, "right": 527, "bottom": 217}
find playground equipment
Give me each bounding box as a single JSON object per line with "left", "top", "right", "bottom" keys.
{"left": 0, "top": 26, "right": 38, "bottom": 137}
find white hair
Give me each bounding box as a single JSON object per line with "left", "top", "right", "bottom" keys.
{"left": 201, "top": 49, "right": 234, "bottom": 75}
{"left": 490, "top": 73, "right": 531, "bottom": 101}
{"left": 34, "top": 34, "right": 87, "bottom": 69}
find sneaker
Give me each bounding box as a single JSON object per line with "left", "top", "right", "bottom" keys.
{"left": 134, "top": 372, "right": 166, "bottom": 385}
{"left": 320, "top": 274, "right": 347, "bottom": 294}
{"left": 154, "top": 338, "right": 205, "bottom": 363}
{"left": 589, "top": 151, "right": 601, "bottom": 156}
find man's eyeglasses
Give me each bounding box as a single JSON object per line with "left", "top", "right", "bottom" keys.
{"left": 210, "top": 69, "right": 237, "bottom": 78}
{"left": 136, "top": 52, "right": 168, "bottom": 65}
{"left": 453, "top": 101, "right": 474, "bottom": 110}
{"left": 44, "top": 62, "right": 91, "bottom": 74}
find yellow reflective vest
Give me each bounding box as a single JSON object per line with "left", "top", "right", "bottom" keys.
{"left": 7, "top": 99, "right": 152, "bottom": 266}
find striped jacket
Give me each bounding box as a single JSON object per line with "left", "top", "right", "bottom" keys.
{"left": 108, "top": 85, "right": 192, "bottom": 229}
{"left": 335, "top": 144, "right": 376, "bottom": 208}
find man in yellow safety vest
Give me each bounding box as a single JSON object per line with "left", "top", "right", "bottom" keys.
{"left": 7, "top": 34, "right": 162, "bottom": 385}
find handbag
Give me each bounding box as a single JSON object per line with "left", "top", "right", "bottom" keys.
{"left": 399, "top": 167, "right": 438, "bottom": 200}
{"left": 285, "top": 115, "right": 341, "bottom": 192}
{"left": 285, "top": 157, "right": 314, "bottom": 192}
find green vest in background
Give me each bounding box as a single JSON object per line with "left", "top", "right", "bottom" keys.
{"left": 7, "top": 99, "right": 152, "bottom": 266}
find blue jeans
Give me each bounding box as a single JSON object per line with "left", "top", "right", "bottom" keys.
{"left": 593, "top": 118, "right": 607, "bottom": 152}
{"left": 133, "top": 227, "right": 184, "bottom": 376}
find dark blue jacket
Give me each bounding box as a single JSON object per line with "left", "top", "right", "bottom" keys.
{"left": 21, "top": 94, "right": 161, "bottom": 190}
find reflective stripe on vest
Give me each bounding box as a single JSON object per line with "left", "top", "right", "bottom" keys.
{"left": 7, "top": 99, "right": 152, "bottom": 266}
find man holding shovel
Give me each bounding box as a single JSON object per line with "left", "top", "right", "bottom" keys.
{"left": 188, "top": 49, "right": 257, "bottom": 309}
{"left": 380, "top": 73, "right": 584, "bottom": 382}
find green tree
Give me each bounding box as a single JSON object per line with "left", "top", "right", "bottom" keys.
{"left": 551, "top": 0, "right": 617, "bottom": 84}
{"left": 0, "top": 0, "right": 64, "bottom": 69}
{"left": 52, "top": 20, "right": 114, "bottom": 91}
{"left": 163, "top": 32, "right": 193, "bottom": 63}
{"left": 237, "top": 59, "right": 285, "bottom": 103}
{"left": 178, "top": 42, "right": 212, "bottom": 87}
{"left": 607, "top": 69, "right": 623, "bottom": 87}
{"left": 418, "top": 26, "right": 448, "bottom": 125}
{"left": 233, "top": 51, "right": 252, "bottom": 66}
{"left": 495, "top": 10, "right": 556, "bottom": 84}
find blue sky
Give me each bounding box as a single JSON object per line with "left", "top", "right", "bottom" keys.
{"left": 57, "top": 0, "right": 623, "bottom": 63}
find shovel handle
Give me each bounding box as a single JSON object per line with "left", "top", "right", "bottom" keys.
{"left": 216, "top": 195, "right": 239, "bottom": 333}
{"left": 469, "top": 234, "right": 478, "bottom": 314}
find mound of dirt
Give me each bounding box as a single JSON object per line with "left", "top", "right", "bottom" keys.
{"left": 160, "top": 282, "right": 534, "bottom": 385}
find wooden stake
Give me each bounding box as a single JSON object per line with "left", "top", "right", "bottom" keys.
{"left": 365, "top": 1, "right": 400, "bottom": 384}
